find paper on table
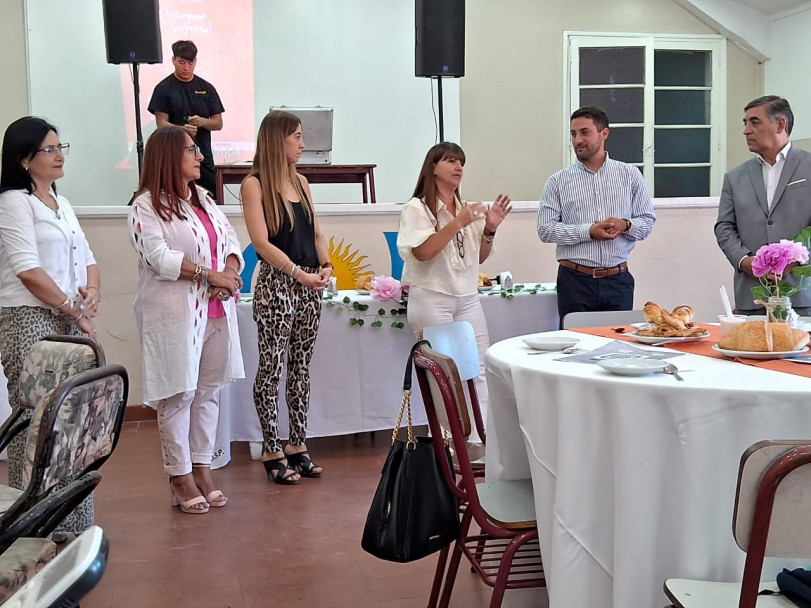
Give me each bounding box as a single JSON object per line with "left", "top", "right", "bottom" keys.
{"left": 556, "top": 340, "right": 686, "bottom": 365}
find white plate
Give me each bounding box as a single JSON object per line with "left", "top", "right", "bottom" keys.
{"left": 597, "top": 358, "right": 668, "bottom": 376}
{"left": 478, "top": 286, "right": 495, "bottom": 293}
{"left": 522, "top": 335, "right": 580, "bottom": 351}
{"left": 629, "top": 331, "right": 709, "bottom": 345}
{"left": 711, "top": 344, "right": 810, "bottom": 360}
{"left": 355, "top": 289, "right": 370, "bottom": 295}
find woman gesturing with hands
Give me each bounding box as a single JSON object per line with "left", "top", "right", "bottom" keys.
{"left": 397, "top": 142, "right": 512, "bottom": 446}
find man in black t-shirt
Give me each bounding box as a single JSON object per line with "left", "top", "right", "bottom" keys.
{"left": 148, "top": 40, "right": 224, "bottom": 197}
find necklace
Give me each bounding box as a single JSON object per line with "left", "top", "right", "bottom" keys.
{"left": 33, "top": 191, "right": 60, "bottom": 220}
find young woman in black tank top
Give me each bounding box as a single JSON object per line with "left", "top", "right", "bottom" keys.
{"left": 240, "top": 110, "right": 333, "bottom": 485}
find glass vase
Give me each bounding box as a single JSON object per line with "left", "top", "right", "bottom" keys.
{"left": 765, "top": 296, "right": 799, "bottom": 326}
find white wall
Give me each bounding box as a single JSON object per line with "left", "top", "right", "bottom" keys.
{"left": 24, "top": 0, "right": 460, "bottom": 207}
{"left": 766, "top": 7, "right": 811, "bottom": 141}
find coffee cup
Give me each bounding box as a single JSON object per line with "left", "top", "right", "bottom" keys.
{"left": 718, "top": 314, "right": 747, "bottom": 336}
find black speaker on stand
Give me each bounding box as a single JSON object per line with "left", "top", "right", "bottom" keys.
{"left": 415, "top": 0, "right": 465, "bottom": 142}
{"left": 102, "top": 0, "right": 163, "bottom": 179}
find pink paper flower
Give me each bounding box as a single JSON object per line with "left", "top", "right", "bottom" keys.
{"left": 752, "top": 243, "right": 797, "bottom": 278}
{"left": 370, "top": 276, "right": 402, "bottom": 301}
{"left": 780, "top": 239, "right": 810, "bottom": 265}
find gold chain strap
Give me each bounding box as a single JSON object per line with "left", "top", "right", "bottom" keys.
{"left": 390, "top": 389, "right": 416, "bottom": 449}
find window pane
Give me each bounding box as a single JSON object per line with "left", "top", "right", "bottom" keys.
{"left": 605, "top": 127, "right": 644, "bottom": 164}
{"left": 654, "top": 128, "right": 710, "bottom": 163}
{"left": 654, "top": 50, "right": 711, "bottom": 87}
{"left": 580, "top": 88, "right": 644, "bottom": 123}
{"left": 655, "top": 90, "right": 710, "bottom": 125}
{"left": 580, "top": 47, "right": 644, "bottom": 85}
{"left": 654, "top": 167, "right": 710, "bottom": 197}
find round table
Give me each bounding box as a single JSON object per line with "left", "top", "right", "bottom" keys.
{"left": 485, "top": 330, "right": 811, "bottom": 608}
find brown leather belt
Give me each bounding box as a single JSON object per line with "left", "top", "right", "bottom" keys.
{"left": 559, "top": 259, "right": 628, "bottom": 278}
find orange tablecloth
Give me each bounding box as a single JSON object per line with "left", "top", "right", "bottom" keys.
{"left": 571, "top": 323, "right": 811, "bottom": 379}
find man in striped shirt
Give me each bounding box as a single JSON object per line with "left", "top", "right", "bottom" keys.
{"left": 538, "top": 106, "right": 656, "bottom": 324}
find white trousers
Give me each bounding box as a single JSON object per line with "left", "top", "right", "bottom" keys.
{"left": 156, "top": 317, "right": 229, "bottom": 476}
{"left": 407, "top": 287, "right": 489, "bottom": 442}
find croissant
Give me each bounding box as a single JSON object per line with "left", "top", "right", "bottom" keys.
{"left": 718, "top": 321, "right": 810, "bottom": 352}
{"left": 659, "top": 310, "right": 686, "bottom": 331}
{"left": 643, "top": 302, "right": 663, "bottom": 325}
{"left": 670, "top": 305, "right": 694, "bottom": 325}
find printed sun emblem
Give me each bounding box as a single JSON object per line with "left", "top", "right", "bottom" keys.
{"left": 328, "top": 237, "right": 374, "bottom": 290}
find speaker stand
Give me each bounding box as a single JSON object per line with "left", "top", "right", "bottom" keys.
{"left": 132, "top": 63, "right": 145, "bottom": 176}
{"left": 436, "top": 76, "right": 445, "bottom": 142}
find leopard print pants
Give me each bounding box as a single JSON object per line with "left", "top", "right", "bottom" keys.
{"left": 0, "top": 306, "right": 93, "bottom": 534}
{"left": 252, "top": 263, "right": 322, "bottom": 454}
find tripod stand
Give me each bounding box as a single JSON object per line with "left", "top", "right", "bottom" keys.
{"left": 131, "top": 63, "right": 145, "bottom": 176}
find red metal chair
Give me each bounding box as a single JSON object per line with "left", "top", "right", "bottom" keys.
{"left": 413, "top": 344, "right": 545, "bottom": 608}
{"left": 664, "top": 440, "right": 811, "bottom": 608}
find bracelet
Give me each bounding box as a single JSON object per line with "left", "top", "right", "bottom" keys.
{"left": 279, "top": 259, "right": 294, "bottom": 274}
{"left": 192, "top": 264, "right": 202, "bottom": 283}
{"left": 225, "top": 266, "right": 239, "bottom": 274}
{"left": 321, "top": 262, "right": 334, "bottom": 270}
{"left": 483, "top": 236, "right": 494, "bottom": 245}
{"left": 201, "top": 268, "right": 209, "bottom": 285}
{"left": 55, "top": 296, "right": 72, "bottom": 311}
{"left": 624, "top": 219, "right": 632, "bottom": 232}
{"left": 292, "top": 265, "right": 300, "bottom": 279}
{"left": 75, "top": 306, "right": 84, "bottom": 321}
{"left": 483, "top": 227, "right": 497, "bottom": 237}
{"left": 87, "top": 286, "right": 101, "bottom": 303}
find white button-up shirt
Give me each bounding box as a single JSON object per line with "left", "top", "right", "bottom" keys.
{"left": 756, "top": 141, "right": 792, "bottom": 210}
{"left": 0, "top": 189, "right": 96, "bottom": 308}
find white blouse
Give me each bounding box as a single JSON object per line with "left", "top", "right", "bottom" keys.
{"left": 129, "top": 187, "right": 245, "bottom": 403}
{"left": 397, "top": 196, "right": 485, "bottom": 297}
{"left": 0, "top": 189, "right": 96, "bottom": 309}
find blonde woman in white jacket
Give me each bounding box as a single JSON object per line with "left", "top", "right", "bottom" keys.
{"left": 129, "top": 126, "right": 244, "bottom": 514}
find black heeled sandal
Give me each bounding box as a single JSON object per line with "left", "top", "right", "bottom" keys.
{"left": 286, "top": 450, "right": 323, "bottom": 478}
{"left": 262, "top": 456, "right": 300, "bottom": 485}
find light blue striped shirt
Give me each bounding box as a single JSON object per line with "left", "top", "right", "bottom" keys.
{"left": 537, "top": 154, "right": 655, "bottom": 268}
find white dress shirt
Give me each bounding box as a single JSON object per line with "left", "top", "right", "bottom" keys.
{"left": 0, "top": 189, "right": 96, "bottom": 308}
{"left": 757, "top": 141, "right": 792, "bottom": 209}
{"left": 397, "top": 196, "right": 485, "bottom": 297}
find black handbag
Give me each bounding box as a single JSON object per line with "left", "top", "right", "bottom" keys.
{"left": 361, "top": 340, "right": 460, "bottom": 563}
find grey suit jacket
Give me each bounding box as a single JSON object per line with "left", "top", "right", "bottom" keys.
{"left": 715, "top": 145, "right": 811, "bottom": 310}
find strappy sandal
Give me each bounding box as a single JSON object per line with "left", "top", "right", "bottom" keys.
{"left": 192, "top": 464, "right": 227, "bottom": 507}
{"left": 262, "top": 456, "right": 300, "bottom": 485}
{"left": 169, "top": 478, "right": 209, "bottom": 514}
{"left": 286, "top": 450, "right": 323, "bottom": 478}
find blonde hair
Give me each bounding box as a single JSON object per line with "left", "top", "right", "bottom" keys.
{"left": 245, "top": 110, "right": 311, "bottom": 235}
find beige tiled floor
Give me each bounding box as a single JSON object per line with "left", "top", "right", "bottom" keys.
{"left": 65, "top": 421, "right": 547, "bottom": 608}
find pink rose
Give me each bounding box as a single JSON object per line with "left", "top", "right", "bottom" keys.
{"left": 751, "top": 243, "right": 794, "bottom": 277}
{"left": 370, "top": 276, "right": 402, "bottom": 301}
{"left": 779, "top": 239, "right": 810, "bottom": 265}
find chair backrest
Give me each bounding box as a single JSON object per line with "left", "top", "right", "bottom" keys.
{"left": 21, "top": 365, "right": 129, "bottom": 495}
{"left": 413, "top": 345, "right": 481, "bottom": 507}
{"left": 561, "top": 309, "right": 644, "bottom": 329}
{"left": 422, "top": 322, "right": 484, "bottom": 443}
{"left": 17, "top": 336, "right": 105, "bottom": 411}
{"left": 422, "top": 322, "right": 480, "bottom": 381}
{"left": 730, "top": 440, "right": 811, "bottom": 606}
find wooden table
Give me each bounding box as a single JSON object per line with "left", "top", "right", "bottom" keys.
{"left": 215, "top": 163, "right": 377, "bottom": 203}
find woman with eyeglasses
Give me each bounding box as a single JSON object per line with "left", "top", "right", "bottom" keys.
{"left": 0, "top": 116, "right": 99, "bottom": 533}
{"left": 397, "top": 142, "right": 512, "bottom": 439}
{"left": 128, "top": 126, "right": 244, "bottom": 514}
{"left": 241, "top": 110, "right": 332, "bottom": 485}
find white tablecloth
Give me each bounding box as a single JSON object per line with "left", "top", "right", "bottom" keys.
{"left": 213, "top": 285, "right": 558, "bottom": 468}
{"left": 485, "top": 330, "right": 811, "bottom": 608}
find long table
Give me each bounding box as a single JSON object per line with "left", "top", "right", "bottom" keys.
{"left": 214, "top": 163, "right": 377, "bottom": 203}
{"left": 485, "top": 330, "right": 811, "bottom": 608}
{"left": 212, "top": 285, "right": 558, "bottom": 468}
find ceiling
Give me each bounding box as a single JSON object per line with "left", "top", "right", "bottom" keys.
{"left": 732, "top": 0, "right": 810, "bottom": 15}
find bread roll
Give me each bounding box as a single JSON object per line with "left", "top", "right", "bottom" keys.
{"left": 718, "top": 321, "right": 810, "bottom": 352}
{"left": 644, "top": 302, "right": 663, "bottom": 324}
{"left": 660, "top": 310, "right": 686, "bottom": 331}
{"left": 355, "top": 275, "right": 373, "bottom": 290}
{"left": 671, "top": 305, "right": 694, "bottom": 325}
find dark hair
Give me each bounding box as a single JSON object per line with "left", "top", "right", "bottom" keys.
{"left": 412, "top": 142, "right": 466, "bottom": 220}
{"left": 136, "top": 126, "right": 199, "bottom": 222}
{"left": 744, "top": 95, "right": 794, "bottom": 135}
{"left": 570, "top": 106, "right": 609, "bottom": 131}
{"left": 0, "top": 116, "right": 58, "bottom": 195}
{"left": 172, "top": 40, "right": 198, "bottom": 61}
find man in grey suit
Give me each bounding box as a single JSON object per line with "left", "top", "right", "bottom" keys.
{"left": 715, "top": 95, "right": 811, "bottom": 315}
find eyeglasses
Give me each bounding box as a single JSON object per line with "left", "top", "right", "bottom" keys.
{"left": 185, "top": 144, "right": 201, "bottom": 156}
{"left": 37, "top": 143, "right": 70, "bottom": 156}
{"left": 454, "top": 230, "right": 465, "bottom": 259}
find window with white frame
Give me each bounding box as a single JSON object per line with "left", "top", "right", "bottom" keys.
{"left": 565, "top": 33, "right": 726, "bottom": 198}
